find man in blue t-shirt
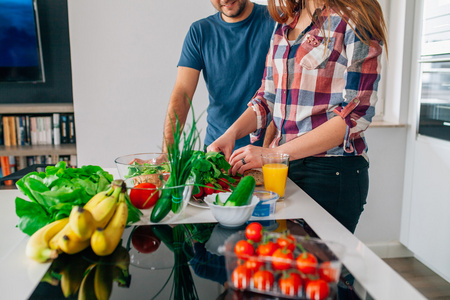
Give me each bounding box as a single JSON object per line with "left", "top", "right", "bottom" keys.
{"left": 162, "top": 0, "right": 275, "bottom": 152}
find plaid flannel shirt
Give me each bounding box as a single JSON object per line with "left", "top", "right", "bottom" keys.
{"left": 249, "top": 7, "right": 383, "bottom": 156}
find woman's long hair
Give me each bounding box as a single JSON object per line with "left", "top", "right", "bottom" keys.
{"left": 268, "top": 0, "right": 388, "bottom": 53}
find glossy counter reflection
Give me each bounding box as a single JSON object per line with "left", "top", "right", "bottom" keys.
{"left": 29, "top": 219, "right": 359, "bottom": 300}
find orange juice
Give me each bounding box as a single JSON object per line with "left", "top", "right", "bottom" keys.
{"left": 262, "top": 163, "right": 289, "bottom": 198}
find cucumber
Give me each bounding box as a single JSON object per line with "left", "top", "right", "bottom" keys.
{"left": 224, "top": 176, "right": 256, "bottom": 207}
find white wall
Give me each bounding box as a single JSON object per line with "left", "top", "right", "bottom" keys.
{"left": 68, "top": 0, "right": 213, "bottom": 168}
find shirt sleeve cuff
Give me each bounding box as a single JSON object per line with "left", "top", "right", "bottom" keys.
{"left": 248, "top": 97, "right": 272, "bottom": 143}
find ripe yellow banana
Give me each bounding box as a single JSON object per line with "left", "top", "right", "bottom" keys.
{"left": 78, "top": 265, "right": 97, "bottom": 300}
{"left": 26, "top": 218, "right": 69, "bottom": 263}
{"left": 48, "top": 222, "right": 70, "bottom": 250}
{"left": 83, "top": 186, "right": 114, "bottom": 211}
{"left": 58, "top": 229, "right": 90, "bottom": 255}
{"left": 69, "top": 206, "right": 95, "bottom": 241}
{"left": 94, "top": 261, "right": 114, "bottom": 300}
{"left": 87, "top": 186, "right": 121, "bottom": 229}
{"left": 91, "top": 192, "right": 128, "bottom": 256}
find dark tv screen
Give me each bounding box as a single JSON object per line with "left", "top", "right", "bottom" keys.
{"left": 0, "top": 0, "right": 45, "bottom": 82}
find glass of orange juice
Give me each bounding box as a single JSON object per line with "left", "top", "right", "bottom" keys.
{"left": 261, "top": 153, "right": 289, "bottom": 200}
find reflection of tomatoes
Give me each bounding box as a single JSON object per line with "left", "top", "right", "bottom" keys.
{"left": 319, "top": 261, "right": 338, "bottom": 282}
{"left": 252, "top": 270, "right": 274, "bottom": 292}
{"left": 279, "top": 272, "right": 303, "bottom": 296}
{"left": 129, "top": 182, "right": 159, "bottom": 209}
{"left": 131, "top": 226, "right": 161, "bottom": 253}
{"left": 234, "top": 240, "right": 254, "bottom": 259}
{"left": 296, "top": 252, "right": 318, "bottom": 275}
{"left": 256, "top": 241, "right": 279, "bottom": 257}
{"left": 305, "top": 279, "right": 330, "bottom": 300}
{"left": 245, "top": 222, "right": 263, "bottom": 243}
{"left": 271, "top": 248, "right": 294, "bottom": 271}
{"left": 276, "top": 234, "right": 296, "bottom": 252}
{"left": 231, "top": 265, "right": 252, "bottom": 289}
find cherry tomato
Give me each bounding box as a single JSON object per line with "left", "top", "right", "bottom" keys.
{"left": 231, "top": 265, "right": 252, "bottom": 289}
{"left": 129, "top": 182, "right": 159, "bottom": 209}
{"left": 244, "top": 256, "right": 264, "bottom": 272}
{"left": 271, "top": 248, "right": 294, "bottom": 270}
{"left": 279, "top": 272, "right": 303, "bottom": 296}
{"left": 131, "top": 225, "right": 161, "bottom": 253}
{"left": 256, "top": 241, "right": 279, "bottom": 257}
{"left": 318, "top": 261, "right": 338, "bottom": 282}
{"left": 204, "top": 183, "right": 216, "bottom": 195}
{"left": 296, "top": 252, "right": 318, "bottom": 275}
{"left": 217, "top": 178, "right": 230, "bottom": 189}
{"left": 252, "top": 270, "right": 274, "bottom": 292}
{"left": 234, "top": 240, "right": 255, "bottom": 259}
{"left": 193, "top": 186, "right": 204, "bottom": 198}
{"left": 245, "top": 222, "right": 263, "bottom": 243}
{"left": 276, "top": 234, "right": 296, "bottom": 252}
{"left": 305, "top": 279, "right": 330, "bottom": 300}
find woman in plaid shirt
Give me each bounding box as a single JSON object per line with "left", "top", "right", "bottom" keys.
{"left": 208, "top": 0, "right": 388, "bottom": 233}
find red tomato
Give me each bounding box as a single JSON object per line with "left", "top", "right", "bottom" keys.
{"left": 271, "top": 248, "right": 294, "bottom": 271}
{"left": 276, "top": 234, "right": 296, "bottom": 252}
{"left": 217, "top": 178, "right": 230, "bottom": 189}
{"left": 279, "top": 272, "right": 303, "bottom": 296}
{"left": 305, "top": 279, "right": 330, "bottom": 300}
{"left": 256, "top": 241, "right": 279, "bottom": 257}
{"left": 252, "top": 270, "right": 274, "bottom": 292}
{"left": 318, "top": 261, "right": 338, "bottom": 282}
{"left": 245, "top": 222, "right": 263, "bottom": 243}
{"left": 234, "top": 240, "right": 255, "bottom": 259}
{"left": 296, "top": 252, "right": 318, "bottom": 275}
{"left": 204, "top": 183, "right": 216, "bottom": 195}
{"left": 231, "top": 265, "right": 252, "bottom": 289}
{"left": 129, "top": 182, "right": 159, "bottom": 209}
{"left": 193, "top": 186, "right": 204, "bottom": 198}
{"left": 244, "top": 256, "right": 264, "bottom": 272}
{"left": 131, "top": 225, "right": 161, "bottom": 254}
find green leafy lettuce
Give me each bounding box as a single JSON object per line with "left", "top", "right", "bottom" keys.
{"left": 15, "top": 161, "right": 114, "bottom": 236}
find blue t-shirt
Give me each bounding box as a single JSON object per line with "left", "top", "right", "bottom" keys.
{"left": 178, "top": 4, "right": 275, "bottom": 150}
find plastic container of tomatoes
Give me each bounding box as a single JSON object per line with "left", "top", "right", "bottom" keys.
{"left": 219, "top": 231, "right": 345, "bottom": 300}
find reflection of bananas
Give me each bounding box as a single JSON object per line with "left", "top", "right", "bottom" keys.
{"left": 78, "top": 265, "right": 97, "bottom": 300}
{"left": 26, "top": 218, "right": 69, "bottom": 262}
{"left": 91, "top": 193, "right": 128, "bottom": 256}
{"left": 69, "top": 206, "right": 95, "bottom": 241}
{"left": 59, "top": 254, "right": 92, "bottom": 298}
{"left": 94, "top": 261, "right": 114, "bottom": 300}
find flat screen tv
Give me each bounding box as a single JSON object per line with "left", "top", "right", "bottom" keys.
{"left": 0, "top": 0, "right": 45, "bottom": 83}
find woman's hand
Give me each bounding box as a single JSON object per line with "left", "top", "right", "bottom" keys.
{"left": 228, "top": 145, "right": 275, "bottom": 176}
{"left": 207, "top": 134, "right": 236, "bottom": 162}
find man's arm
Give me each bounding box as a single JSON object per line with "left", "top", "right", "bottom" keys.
{"left": 162, "top": 67, "right": 201, "bottom": 152}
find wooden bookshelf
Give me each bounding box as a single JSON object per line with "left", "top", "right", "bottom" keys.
{"left": 0, "top": 103, "right": 77, "bottom": 171}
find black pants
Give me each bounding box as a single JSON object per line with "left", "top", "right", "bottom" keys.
{"left": 288, "top": 156, "right": 369, "bottom": 233}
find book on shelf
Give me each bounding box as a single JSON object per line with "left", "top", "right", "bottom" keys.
{"left": 68, "top": 114, "right": 76, "bottom": 144}
{"left": 0, "top": 156, "right": 12, "bottom": 186}
{"left": 2, "top": 116, "right": 11, "bottom": 146}
{"left": 0, "top": 116, "right": 3, "bottom": 146}
{"left": 53, "top": 113, "right": 61, "bottom": 145}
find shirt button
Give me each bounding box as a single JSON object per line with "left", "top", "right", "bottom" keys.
{"left": 336, "top": 172, "right": 340, "bottom": 176}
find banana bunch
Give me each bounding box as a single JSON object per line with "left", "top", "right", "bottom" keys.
{"left": 26, "top": 180, "right": 129, "bottom": 263}
{"left": 40, "top": 245, "right": 130, "bottom": 299}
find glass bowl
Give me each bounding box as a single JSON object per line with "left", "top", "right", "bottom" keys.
{"left": 114, "top": 152, "right": 170, "bottom": 181}
{"left": 124, "top": 176, "right": 193, "bottom": 224}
